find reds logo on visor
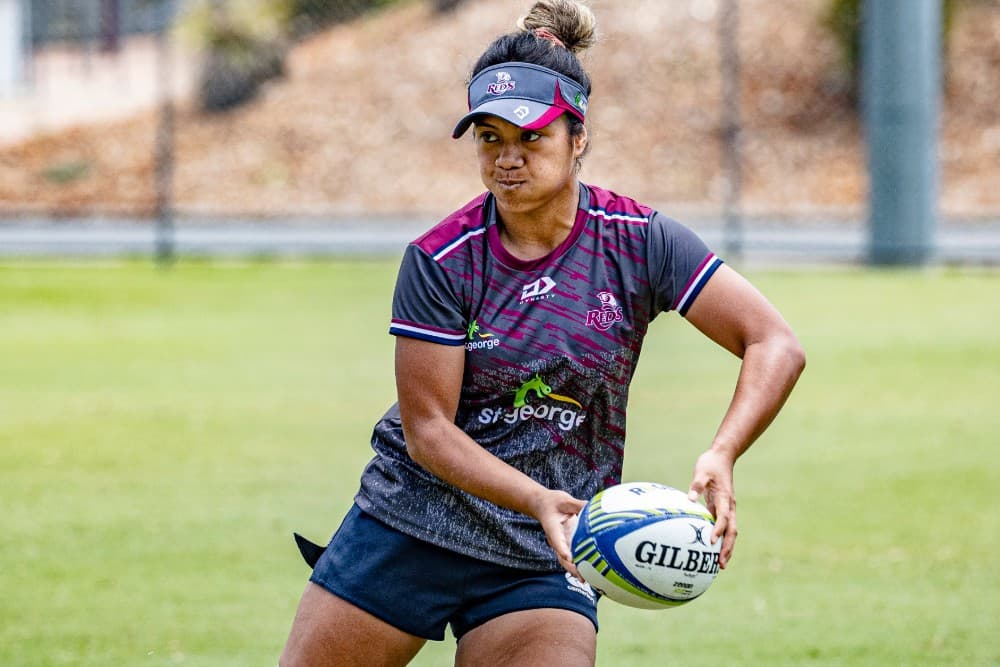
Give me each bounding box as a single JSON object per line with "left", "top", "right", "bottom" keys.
{"left": 452, "top": 62, "right": 589, "bottom": 139}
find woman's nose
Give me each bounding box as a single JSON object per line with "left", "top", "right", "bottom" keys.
{"left": 495, "top": 142, "right": 524, "bottom": 169}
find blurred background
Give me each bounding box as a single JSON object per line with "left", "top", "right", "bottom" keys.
{"left": 0, "top": 0, "right": 997, "bottom": 262}
{"left": 2, "top": 4, "right": 998, "bottom": 665}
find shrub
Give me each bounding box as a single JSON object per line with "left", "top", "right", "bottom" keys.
{"left": 186, "top": 0, "right": 404, "bottom": 112}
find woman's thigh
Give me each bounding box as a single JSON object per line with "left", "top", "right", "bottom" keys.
{"left": 280, "top": 582, "right": 426, "bottom": 667}
{"left": 454, "top": 608, "right": 596, "bottom": 667}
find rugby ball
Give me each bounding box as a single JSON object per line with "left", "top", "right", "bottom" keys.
{"left": 569, "top": 482, "right": 722, "bottom": 609}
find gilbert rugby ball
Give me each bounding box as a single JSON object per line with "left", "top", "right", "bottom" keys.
{"left": 570, "top": 482, "right": 722, "bottom": 609}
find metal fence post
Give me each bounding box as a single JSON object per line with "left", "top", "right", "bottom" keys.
{"left": 154, "top": 7, "right": 175, "bottom": 266}
{"left": 863, "top": 0, "right": 941, "bottom": 265}
{"left": 100, "top": 0, "right": 121, "bottom": 53}
{"left": 0, "top": 0, "right": 26, "bottom": 96}
{"left": 719, "top": 0, "right": 743, "bottom": 261}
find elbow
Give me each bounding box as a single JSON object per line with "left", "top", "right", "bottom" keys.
{"left": 754, "top": 329, "right": 805, "bottom": 383}
{"left": 402, "top": 419, "right": 446, "bottom": 471}
{"left": 747, "top": 329, "right": 806, "bottom": 381}
{"left": 783, "top": 333, "right": 807, "bottom": 380}
{"left": 404, "top": 430, "right": 431, "bottom": 470}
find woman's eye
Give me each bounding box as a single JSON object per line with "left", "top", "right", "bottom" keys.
{"left": 523, "top": 131, "right": 541, "bottom": 142}
{"left": 480, "top": 132, "right": 498, "bottom": 143}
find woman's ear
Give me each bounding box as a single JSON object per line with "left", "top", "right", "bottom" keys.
{"left": 574, "top": 125, "right": 589, "bottom": 158}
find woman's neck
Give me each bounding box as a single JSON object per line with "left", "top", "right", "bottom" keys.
{"left": 495, "top": 182, "right": 581, "bottom": 261}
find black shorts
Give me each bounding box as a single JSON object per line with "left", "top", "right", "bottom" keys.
{"left": 308, "top": 504, "right": 599, "bottom": 641}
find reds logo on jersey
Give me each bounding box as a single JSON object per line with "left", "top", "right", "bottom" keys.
{"left": 585, "top": 291, "right": 624, "bottom": 330}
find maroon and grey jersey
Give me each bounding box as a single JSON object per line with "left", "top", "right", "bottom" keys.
{"left": 355, "top": 183, "right": 723, "bottom": 571}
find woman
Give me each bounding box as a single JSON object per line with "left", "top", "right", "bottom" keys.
{"left": 280, "top": 1, "right": 805, "bottom": 665}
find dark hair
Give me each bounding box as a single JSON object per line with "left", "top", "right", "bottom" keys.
{"left": 470, "top": 0, "right": 597, "bottom": 163}
{"left": 471, "top": 33, "right": 592, "bottom": 96}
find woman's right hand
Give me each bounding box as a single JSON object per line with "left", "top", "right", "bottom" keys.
{"left": 531, "top": 489, "right": 587, "bottom": 579}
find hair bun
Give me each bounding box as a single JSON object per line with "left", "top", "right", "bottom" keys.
{"left": 516, "top": 0, "right": 598, "bottom": 55}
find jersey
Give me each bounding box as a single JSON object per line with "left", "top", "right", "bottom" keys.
{"left": 354, "top": 183, "right": 723, "bottom": 571}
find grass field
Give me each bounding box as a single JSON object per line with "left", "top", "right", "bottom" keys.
{"left": 1, "top": 261, "right": 998, "bottom": 666}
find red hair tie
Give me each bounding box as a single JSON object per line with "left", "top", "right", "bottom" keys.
{"left": 534, "top": 28, "right": 566, "bottom": 49}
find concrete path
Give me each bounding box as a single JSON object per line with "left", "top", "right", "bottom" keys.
{"left": 2, "top": 216, "right": 998, "bottom": 265}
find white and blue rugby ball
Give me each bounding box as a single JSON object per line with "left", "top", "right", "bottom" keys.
{"left": 570, "top": 482, "right": 722, "bottom": 609}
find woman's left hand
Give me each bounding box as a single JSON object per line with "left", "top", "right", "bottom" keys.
{"left": 681, "top": 264, "right": 806, "bottom": 571}
{"left": 688, "top": 448, "right": 738, "bottom": 569}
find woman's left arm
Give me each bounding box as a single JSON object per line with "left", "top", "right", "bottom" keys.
{"left": 682, "top": 264, "right": 806, "bottom": 569}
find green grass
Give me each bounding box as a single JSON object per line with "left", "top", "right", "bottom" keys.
{"left": 1, "top": 261, "right": 997, "bottom": 666}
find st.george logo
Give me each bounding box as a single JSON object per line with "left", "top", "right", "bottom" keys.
{"left": 487, "top": 71, "right": 516, "bottom": 95}
{"left": 466, "top": 319, "right": 501, "bottom": 351}
{"left": 521, "top": 276, "right": 556, "bottom": 303}
{"left": 477, "top": 373, "right": 587, "bottom": 432}
{"left": 513, "top": 373, "right": 583, "bottom": 409}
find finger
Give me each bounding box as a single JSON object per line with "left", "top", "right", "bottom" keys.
{"left": 713, "top": 499, "right": 736, "bottom": 565}
{"left": 550, "top": 516, "right": 582, "bottom": 579}
{"left": 719, "top": 516, "right": 738, "bottom": 569}
{"left": 688, "top": 476, "right": 706, "bottom": 502}
{"left": 703, "top": 488, "right": 717, "bottom": 518}
{"left": 710, "top": 492, "right": 733, "bottom": 542}
{"left": 544, "top": 515, "right": 573, "bottom": 561}
{"left": 710, "top": 510, "right": 728, "bottom": 546}
{"left": 550, "top": 534, "right": 578, "bottom": 576}
{"left": 551, "top": 529, "right": 571, "bottom": 562}
{"left": 559, "top": 514, "right": 583, "bottom": 581}
{"left": 563, "top": 556, "right": 583, "bottom": 580}
{"left": 562, "top": 513, "right": 580, "bottom": 545}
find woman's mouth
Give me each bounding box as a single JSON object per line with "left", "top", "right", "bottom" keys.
{"left": 495, "top": 178, "right": 525, "bottom": 191}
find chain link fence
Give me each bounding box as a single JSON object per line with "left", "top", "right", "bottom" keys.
{"left": 0, "top": 0, "right": 998, "bottom": 261}
{"left": 27, "top": 0, "right": 178, "bottom": 47}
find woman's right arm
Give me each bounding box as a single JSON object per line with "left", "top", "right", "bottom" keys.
{"left": 394, "top": 335, "right": 585, "bottom": 575}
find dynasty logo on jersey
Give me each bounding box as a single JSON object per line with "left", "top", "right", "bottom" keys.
{"left": 477, "top": 373, "right": 586, "bottom": 432}
{"left": 521, "top": 276, "right": 557, "bottom": 303}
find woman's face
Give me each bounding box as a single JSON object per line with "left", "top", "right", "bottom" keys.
{"left": 473, "top": 115, "right": 587, "bottom": 216}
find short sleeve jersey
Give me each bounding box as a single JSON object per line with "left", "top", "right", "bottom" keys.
{"left": 355, "top": 183, "right": 723, "bottom": 571}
